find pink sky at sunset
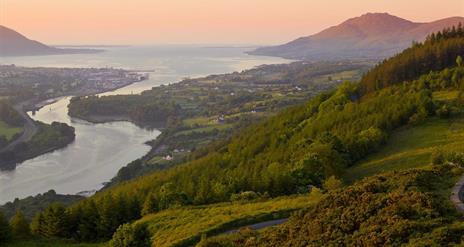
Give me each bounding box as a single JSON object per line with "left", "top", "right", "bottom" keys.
{"left": 1, "top": 0, "right": 463, "bottom": 45}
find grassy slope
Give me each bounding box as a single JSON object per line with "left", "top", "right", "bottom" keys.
{"left": 136, "top": 195, "right": 320, "bottom": 247}
{"left": 0, "top": 120, "right": 22, "bottom": 141}
{"left": 344, "top": 91, "right": 464, "bottom": 183}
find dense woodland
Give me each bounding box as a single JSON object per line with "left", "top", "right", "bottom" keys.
{"left": 0, "top": 190, "right": 83, "bottom": 221}
{"left": 1, "top": 27, "right": 464, "bottom": 246}
{"left": 360, "top": 24, "right": 464, "bottom": 93}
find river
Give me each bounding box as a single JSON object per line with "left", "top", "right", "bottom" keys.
{"left": 0, "top": 45, "right": 290, "bottom": 204}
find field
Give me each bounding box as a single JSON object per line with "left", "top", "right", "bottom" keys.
{"left": 344, "top": 91, "right": 464, "bottom": 183}
{"left": 136, "top": 194, "right": 321, "bottom": 247}
{"left": 0, "top": 121, "right": 22, "bottom": 141}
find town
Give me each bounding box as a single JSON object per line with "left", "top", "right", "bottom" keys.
{"left": 0, "top": 64, "right": 149, "bottom": 103}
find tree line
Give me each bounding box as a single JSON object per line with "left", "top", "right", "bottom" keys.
{"left": 360, "top": 23, "right": 464, "bottom": 94}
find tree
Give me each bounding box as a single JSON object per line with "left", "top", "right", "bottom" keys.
{"left": 30, "top": 212, "right": 44, "bottom": 236}
{"left": 32, "top": 204, "right": 69, "bottom": 238}
{"left": 9, "top": 210, "right": 30, "bottom": 237}
{"left": 457, "top": 55, "right": 463, "bottom": 67}
{"left": 141, "top": 192, "right": 158, "bottom": 216}
{"left": 109, "top": 223, "right": 151, "bottom": 247}
{"left": 0, "top": 211, "right": 11, "bottom": 242}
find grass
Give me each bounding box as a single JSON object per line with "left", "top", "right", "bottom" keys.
{"left": 4, "top": 239, "right": 104, "bottom": 247}
{"left": 344, "top": 91, "right": 464, "bottom": 183}
{"left": 136, "top": 194, "right": 321, "bottom": 247}
{"left": 0, "top": 121, "right": 22, "bottom": 141}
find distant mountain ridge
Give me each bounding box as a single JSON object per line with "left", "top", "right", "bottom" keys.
{"left": 249, "top": 13, "right": 464, "bottom": 60}
{"left": 0, "top": 25, "right": 102, "bottom": 57}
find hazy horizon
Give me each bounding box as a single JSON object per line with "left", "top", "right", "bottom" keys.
{"left": 1, "top": 0, "right": 463, "bottom": 46}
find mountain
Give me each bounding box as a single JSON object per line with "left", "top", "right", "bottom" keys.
{"left": 249, "top": 13, "right": 464, "bottom": 60}
{"left": 0, "top": 25, "right": 102, "bottom": 57}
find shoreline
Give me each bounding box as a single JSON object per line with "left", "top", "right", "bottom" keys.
{"left": 0, "top": 134, "right": 76, "bottom": 171}
{"left": 0, "top": 77, "right": 145, "bottom": 171}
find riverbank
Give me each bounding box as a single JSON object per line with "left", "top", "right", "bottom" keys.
{"left": 0, "top": 122, "right": 75, "bottom": 170}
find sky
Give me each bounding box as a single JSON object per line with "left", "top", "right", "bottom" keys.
{"left": 1, "top": 0, "right": 463, "bottom": 45}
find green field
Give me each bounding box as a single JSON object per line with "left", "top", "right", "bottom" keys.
{"left": 136, "top": 194, "right": 321, "bottom": 247}
{"left": 0, "top": 121, "right": 22, "bottom": 141}
{"left": 344, "top": 92, "right": 464, "bottom": 183}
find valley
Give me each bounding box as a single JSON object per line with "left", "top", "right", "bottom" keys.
{"left": 0, "top": 11, "right": 463, "bottom": 247}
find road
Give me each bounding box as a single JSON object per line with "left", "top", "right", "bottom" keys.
{"left": 451, "top": 174, "right": 464, "bottom": 213}
{"left": 224, "top": 218, "right": 288, "bottom": 234}
{"left": 0, "top": 102, "right": 38, "bottom": 152}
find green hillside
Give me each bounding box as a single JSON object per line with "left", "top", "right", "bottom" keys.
{"left": 344, "top": 91, "right": 464, "bottom": 182}
{"left": 137, "top": 194, "right": 320, "bottom": 247}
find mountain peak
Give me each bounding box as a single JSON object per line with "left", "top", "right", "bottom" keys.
{"left": 322, "top": 13, "right": 419, "bottom": 38}
{"left": 0, "top": 25, "right": 102, "bottom": 57}
{"left": 250, "top": 14, "right": 464, "bottom": 60}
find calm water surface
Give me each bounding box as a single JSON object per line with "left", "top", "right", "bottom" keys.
{"left": 0, "top": 46, "right": 290, "bottom": 203}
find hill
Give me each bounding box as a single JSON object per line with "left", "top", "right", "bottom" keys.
{"left": 0, "top": 26, "right": 102, "bottom": 56}
{"left": 249, "top": 13, "right": 464, "bottom": 60}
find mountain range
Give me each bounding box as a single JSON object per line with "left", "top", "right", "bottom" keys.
{"left": 0, "top": 25, "right": 102, "bottom": 57}
{"left": 249, "top": 13, "right": 464, "bottom": 60}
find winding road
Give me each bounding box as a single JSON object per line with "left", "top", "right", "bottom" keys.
{"left": 0, "top": 102, "right": 38, "bottom": 152}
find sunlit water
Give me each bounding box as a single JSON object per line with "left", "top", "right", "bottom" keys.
{"left": 0, "top": 45, "right": 290, "bottom": 203}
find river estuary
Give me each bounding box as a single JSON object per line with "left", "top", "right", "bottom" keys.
{"left": 0, "top": 45, "right": 290, "bottom": 203}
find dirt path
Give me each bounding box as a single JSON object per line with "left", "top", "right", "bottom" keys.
{"left": 0, "top": 102, "right": 38, "bottom": 152}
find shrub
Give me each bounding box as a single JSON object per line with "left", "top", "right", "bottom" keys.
{"left": 323, "top": 176, "right": 343, "bottom": 191}
{"left": 230, "top": 191, "right": 259, "bottom": 202}
{"left": 109, "top": 223, "right": 151, "bottom": 247}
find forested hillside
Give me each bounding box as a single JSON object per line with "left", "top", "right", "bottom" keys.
{"left": 360, "top": 24, "right": 464, "bottom": 93}
{"left": 1, "top": 27, "right": 464, "bottom": 246}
